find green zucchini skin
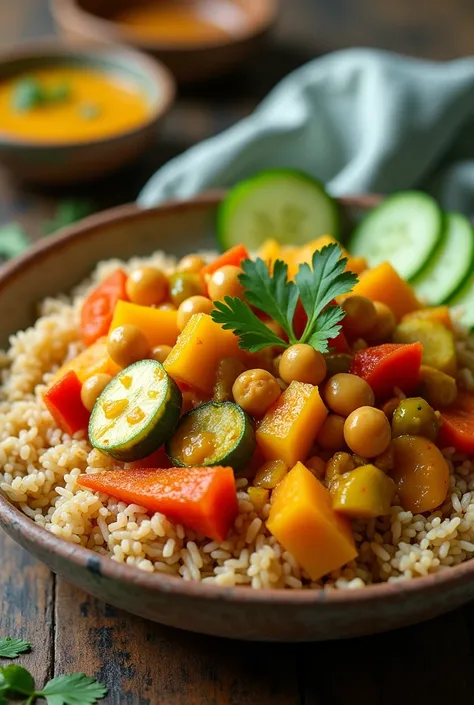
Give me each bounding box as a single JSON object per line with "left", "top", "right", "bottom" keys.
{"left": 89, "top": 359, "right": 182, "bottom": 463}
{"left": 166, "top": 401, "right": 256, "bottom": 474}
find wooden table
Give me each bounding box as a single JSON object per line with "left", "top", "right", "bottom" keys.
{"left": 2, "top": 2, "right": 474, "bottom": 703}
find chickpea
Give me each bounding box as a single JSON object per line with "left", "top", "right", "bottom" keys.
{"left": 305, "top": 455, "right": 326, "bottom": 479}
{"left": 126, "top": 266, "right": 168, "bottom": 306}
{"left": 279, "top": 344, "right": 327, "bottom": 385}
{"left": 316, "top": 414, "right": 346, "bottom": 450}
{"left": 341, "top": 296, "right": 377, "bottom": 337}
{"left": 232, "top": 369, "right": 281, "bottom": 417}
{"left": 81, "top": 373, "right": 112, "bottom": 412}
{"left": 177, "top": 296, "right": 214, "bottom": 331}
{"left": 177, "top": 254, "right": 206, "bottom": 274}
{"left": 169, "top": 272, "right": 204, "bottom": 307}
{"left": 107, "top": 324, "right": 150, "bottom": 368}
{"left": 152, "top": 345, "right": 172, "bottom": 364}
{"left": 324, "top": 373, "right": 375, "bottom": 417}
{"left": 366, "top": 302, "right": 396, "bottom": 342}
{"left": 324, "top": 353, "right": 352, "bottom": 378}
{"left": 207, "top": 265, "right": 245, "bottom": 301}
{"left": 343, "top": 406, "right": 391, "bottom": 457}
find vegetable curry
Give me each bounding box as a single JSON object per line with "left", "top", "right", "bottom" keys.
{"left": 42, "top": 177, "right": 474, "bottom": 585}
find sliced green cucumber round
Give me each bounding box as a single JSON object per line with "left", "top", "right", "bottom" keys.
{"left": 217, "top": 169, "right": 340, "bottom": 252}
{"left": 166, "top": 401, "right": 255, "bottom": 473}
{"left": 411, "top": 212, "right": 474, "bottom": 305}
{"left": 89, "top": 359, "right": 182, "bottom": 462}
{"left": 449, "top": 270, "right": 474, "bottom": 329}
{"left": 349, "top": 191, "right": 444, "bottom": 281}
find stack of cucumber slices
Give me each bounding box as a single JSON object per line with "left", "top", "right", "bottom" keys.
{"left": 350, "top": 192, "right": 474, "bottom": 326}
{"left": 217, "top": 170, "right": 474, "bottom": 328}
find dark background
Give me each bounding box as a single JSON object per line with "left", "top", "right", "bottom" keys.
{"left": 2, "top": 2, "right": 474, "bottom": 703}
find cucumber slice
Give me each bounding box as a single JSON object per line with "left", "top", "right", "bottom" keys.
{"left": 89, "top": 359, "right": 182, "bottom": 462}
{"left": 349, "top": 192, "right": 444, "bottom": 281}
{"left": 449, "top": 269, "right": 474, "bottom": 329}
{"left": 217, "top": 169, "right": 340, "bottom": 252}
{"left": 166, "top": 401, "right": 255, "bottom": 473}
{"left": 411, "top": 213, "right": 474, "bottom": 305}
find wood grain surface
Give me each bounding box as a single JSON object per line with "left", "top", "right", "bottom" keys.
{"left": 2, "top": 1, "right": 474, "bottom": 703}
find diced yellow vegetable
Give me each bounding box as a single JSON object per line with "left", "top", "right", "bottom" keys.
{"left": 253, "top": 460, "right": 288, "bottom": 489}
{"left": 256, "top": 381, "right": 328, "bottom": 467}
{"left": 393, "top": 318, "right": 457, "bottom": 376}
{"left": 164, "top": 313, "right": 245, "bottom": 394}
{"left": 248, "top": 486, "right": 269, "bottom": 514}
{"left": 267, "top": 462, "right": 357, "bottom": 581}
{"left": 52, "top": 337, "right": 119, "bottom": 385}
{"left": 256, "top": 239, "right": 281, "bottom": 268}
{"left": 332, "top": 464, "right": 396, "bottom": 519}
{"left": 402, "top": 306, "right": 453, "bottom": 331}
{"left": 109, "top": 300, "right": 179, "bottom": 348}
{"left": 351, "top": 261, "right": 420, "bottom": 321}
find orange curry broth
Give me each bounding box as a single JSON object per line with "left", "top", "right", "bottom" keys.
{"left": 0, "top": 67, "right": 150, "bottom": 143}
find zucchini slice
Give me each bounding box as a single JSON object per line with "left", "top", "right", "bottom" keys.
{"left": 217, "top": 169, "right": 340, "bottom": 251}
{"left": 166, "top": 401, "right": 256, "bottom": 473}
{"left": 349, "top": 191, "right": 444, "bottom": 281}
{"left": 89, "top": 359, "right": 182, "bottom": 462}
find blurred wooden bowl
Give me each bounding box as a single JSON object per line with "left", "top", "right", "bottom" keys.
{"left": 0, "top": 41, "right": 175, "bottom": 185}
{"left": 51, "top": 0, "right": 278, "bottom": 83}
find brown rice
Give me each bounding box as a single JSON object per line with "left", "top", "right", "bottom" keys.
{"left": 1, "top": 251, "right": 474, "bottom": 590}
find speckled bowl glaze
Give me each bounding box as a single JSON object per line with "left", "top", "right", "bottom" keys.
{"left": 0, "top": 193, "right": 472, "bottom": 642}
{"left": 0, "top": 41, "right": 175, "bottom": 185}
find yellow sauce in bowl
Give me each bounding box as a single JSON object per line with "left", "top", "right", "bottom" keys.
{"left": 113, "top": 0, "right": 248, "bottom": 45}
{"left": 0, "top": 66, "right": 150, "bottom": 144}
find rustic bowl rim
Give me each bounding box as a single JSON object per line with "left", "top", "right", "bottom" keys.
{"left": 0, "top": 190, "right": 470, "bottom": 608}
{"left": 50, "top": 0, "right": 279, "bottom": 53}
{"left": 0, "top": 38, "right": 176, "bottom": 150}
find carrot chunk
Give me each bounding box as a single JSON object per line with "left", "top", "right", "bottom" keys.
{"left": 200, "top": 244, "right": 249, "bottom": 290}
{"left": 351, "top": 262, "right": 420, "bottom": 320}
{"left": 109, "top": 300, "right": 179, "bottom": 348}
{"left": 80, "top": 269, "right": 128, "bottom": 346}
{"left": 44, "top": 370, "right": 90, "bottom": 435}
{"left": 78, "top": 466, "right": 238, "bottom": 541}
{"left": 439, "top": 392, "right": 474, "bottom": 454}
{"left": 350, "top": 342, "right": 423, "bottom": 399}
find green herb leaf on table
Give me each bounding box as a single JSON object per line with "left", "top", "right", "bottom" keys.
{"left": 239, "top": 258, "right": 298, "bottom": 342}
{"left": 0, "top": 664, "right": 35, "bottom": 695}
{"left": 37, "top": 672, "right": 108, "bottom": 705}
{"left": 0, "top": 223, "right": 30, "bottom": 260}
{"left": 213, "top": 296, "right": 288, "bottom": 352}
{"left": 43, "top": 200, "right": 95, "bottom": 235}
{"left": 210, "top": 244, "right": 358, "bottom": 354}
{"left": 0, "top": 637, "right": 31, "bottom": 659}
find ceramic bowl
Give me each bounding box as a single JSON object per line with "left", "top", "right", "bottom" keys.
{"left": 0, "top": 192, "right": 472, "bottom": 642}
{"left": 0, "top": 41, "right": 175, "bottom": 185}
{"left": 51, "top": 0, "right": 278, "bottom": 83}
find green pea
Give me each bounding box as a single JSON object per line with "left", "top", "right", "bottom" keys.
{"left": 391, "top": 397, "right": 439, "bottom": 442}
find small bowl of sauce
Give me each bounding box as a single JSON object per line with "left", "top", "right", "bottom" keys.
{"left": 51, "top": 0, "right": 278, "bottom": 83}
{"left": 0, "top": 41, "right": 175, "bottom": 184}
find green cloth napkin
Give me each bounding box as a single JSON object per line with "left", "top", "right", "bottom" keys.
{"left": 138, "top": 48, "right": 474, "bottom": 215}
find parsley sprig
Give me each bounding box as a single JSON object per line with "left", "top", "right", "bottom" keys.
{"left": 0, "top": 637, "right": 106, "bottom": 704}
{"left": 211, "top": 243, "right": 358, "bottom": 354}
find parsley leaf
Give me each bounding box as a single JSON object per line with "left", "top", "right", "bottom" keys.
{"left": 37, "top": 673, "right": 107, "bottom": 705}
{"left": 211, "top": 243, "right": 358, "bottom": 354}
{"left": 0, "top": 664, "right": 35, "bottom": 695}
{"left": 239, "top": 258, "right": 298, "bottom": 342}
{"left": 212, "top": 297, "right": 287, "bottom": 352}
{"left": 0, "top": 637, "right": 31, "bottom": 659}
{"left": 295, "top": 245, "right": 358, "bottom": 344}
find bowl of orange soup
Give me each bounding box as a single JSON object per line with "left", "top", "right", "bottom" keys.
{"left": 0, "top": 41, "right": 175, "bottom": 184}
{"left": 51, "top": 0, "right": 278, "bottom": 83}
